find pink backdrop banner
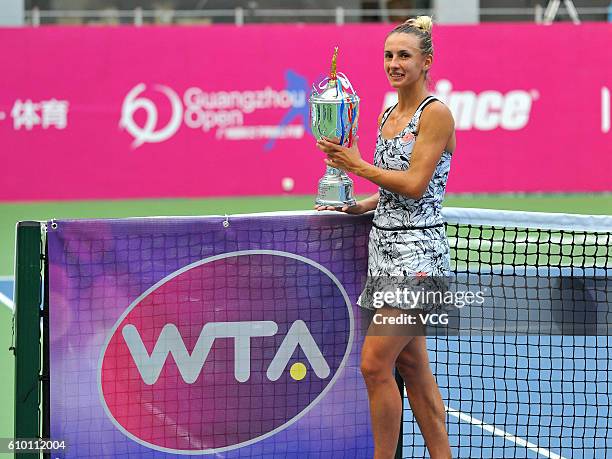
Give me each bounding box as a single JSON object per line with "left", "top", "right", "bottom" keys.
{"left": 1, "top": 24, "right": 611, "bottom": 201}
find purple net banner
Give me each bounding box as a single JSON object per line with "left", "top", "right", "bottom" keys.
{"left": 48, "top": 211, "right": 374, "bottom": 458}
{"left": 2, "top": 24, "right": 612, "bottom": 201}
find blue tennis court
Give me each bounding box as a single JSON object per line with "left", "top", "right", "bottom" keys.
{"left": 403, "top": 336, "right": 611, "bottom": 458}
{"left": 0, "top": 278, "right": 13, "bottom": 310}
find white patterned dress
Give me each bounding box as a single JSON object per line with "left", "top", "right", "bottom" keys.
{"left": 359, "top": 96, "right": 453, "bottom": 311}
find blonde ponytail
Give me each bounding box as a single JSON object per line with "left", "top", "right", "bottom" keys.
{"left": 406, "top": 15, "right": 433, "bottom": 34}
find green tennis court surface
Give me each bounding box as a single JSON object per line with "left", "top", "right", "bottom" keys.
{"left": 0, "top": 193, "right": 610, "bottom": 457}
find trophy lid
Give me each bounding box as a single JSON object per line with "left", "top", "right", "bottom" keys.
{"left": 309, "top": 47, "right": 359, "bottom": 105}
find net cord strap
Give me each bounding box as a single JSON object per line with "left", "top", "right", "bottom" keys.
{"left": 48, "top": 207, "right": 612, "bottom": 232}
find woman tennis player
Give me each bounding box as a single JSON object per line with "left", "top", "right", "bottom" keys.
{"left": 315, "top": 16, "right": 455, "bottom": 459}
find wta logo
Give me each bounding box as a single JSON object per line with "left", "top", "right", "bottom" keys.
{"left": 98, "top": 251, "right": 353, "bottom": 454}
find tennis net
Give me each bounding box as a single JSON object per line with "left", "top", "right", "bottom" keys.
{"left": 401, "top": 208, "right": 612, "bottom": 459}
{"left": 42, "top": 207, "right": 611, "bottom": 458}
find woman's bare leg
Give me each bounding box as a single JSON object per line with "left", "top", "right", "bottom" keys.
{"left": 396, "top": 336, "right": 451, "bottom": 458}
{"left": 361, "top": 307, "right": 416, "bottom": 459}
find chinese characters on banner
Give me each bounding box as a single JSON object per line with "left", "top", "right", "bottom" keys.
{"left": 8, "top": 99, "right": 69, "bottom": 130}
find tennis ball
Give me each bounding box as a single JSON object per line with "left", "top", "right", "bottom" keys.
{"left": 290, "top": 362, "right": 307, "bottom": 380}
{"left": 281, "top": 177, "right": 295, "bottom": 192}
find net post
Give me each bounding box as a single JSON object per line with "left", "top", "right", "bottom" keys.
{"left": 13, "top": 221, "right": 43, "bottom": 459}
{"left": 41, "top": 235, "right": 50, "bottom": 455}
{"left": 394, "top": 368, "right": 404, "bottom": 459}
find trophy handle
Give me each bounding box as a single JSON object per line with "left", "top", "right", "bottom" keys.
{"left": 336, "top": 72, "right": 356, "bottom": 94}
{"left": 316, "top": 77, "right": 331, "bottom": 92}
{"left": 314, "top": 73, "right": 357, "bottom": 95}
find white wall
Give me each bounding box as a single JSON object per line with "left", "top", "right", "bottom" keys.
{"left": 0, "top": 0, "right": 24, "bottom": 26}
{"left": 434, "top": 0, "right": 479, "bottom": 23}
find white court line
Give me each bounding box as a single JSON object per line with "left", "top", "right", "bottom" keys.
{"left": 403, "top": 388, "right": 566, "bottom": 458}
{"left": 445, "top": 406, "right": 568, "bottom": 459}
{"left": 0, "top": 292, "right": 14, "bottom": 311}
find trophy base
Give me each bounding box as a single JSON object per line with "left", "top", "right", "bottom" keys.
{"left": 315, "top": 168, "right": 356, "bottom": 208}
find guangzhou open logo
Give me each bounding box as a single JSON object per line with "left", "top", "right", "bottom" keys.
{"left": 119, "top": 83, "right": 183, "bottom": 148}
{"left": 119, "top": 73, "right": 309, "bottom": 150}
{"left": 98, "top": 250, "right": 353, "bottom": 454}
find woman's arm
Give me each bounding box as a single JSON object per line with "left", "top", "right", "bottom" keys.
{"left": 317, "top": 102, "right": 454, "bottom": 200}
{"left": 358, "top": 192, "right": 380, "bottom": 211}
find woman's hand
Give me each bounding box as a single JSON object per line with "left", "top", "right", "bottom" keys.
{"left": 314, "top": 192, "right": 379, "bottom": 215}
{"left": 315, "top": 136, "right": 366, "bottom": 174}
{"left": 314, "top": 201, "right": 369, "bottom": 215}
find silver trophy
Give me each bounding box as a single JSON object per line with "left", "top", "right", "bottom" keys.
{"left": 310, "top": 47, "right": 359, "bottom": 207}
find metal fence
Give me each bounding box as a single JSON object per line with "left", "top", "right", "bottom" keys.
{"left": 23, "top": 6, "right": 612, "bottom": 26}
